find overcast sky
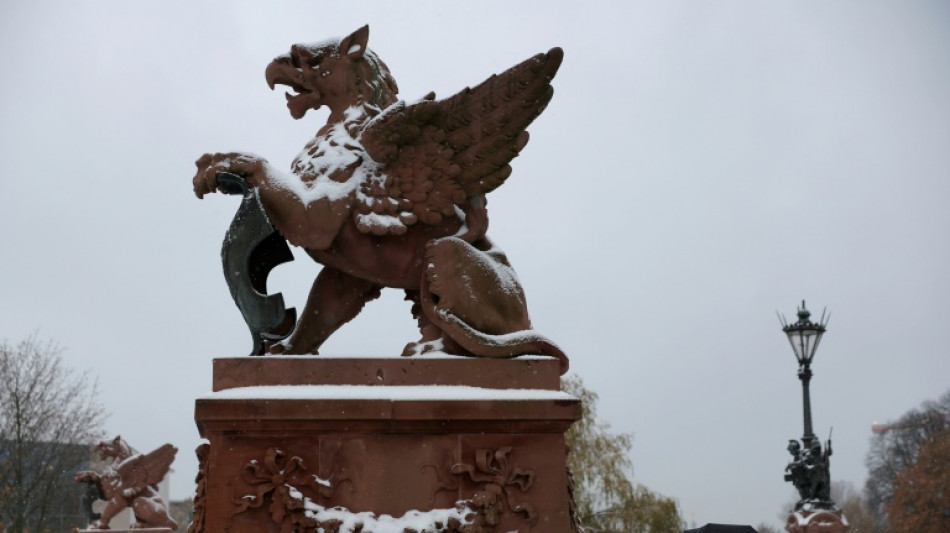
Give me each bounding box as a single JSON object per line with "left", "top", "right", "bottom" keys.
{"left": 1, "top": 1, "right": 948, "bottom": 529}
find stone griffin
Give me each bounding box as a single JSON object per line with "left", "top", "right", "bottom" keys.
{"left": 75, "top": 436, "right": 179, "bottom": 530}
{"left": 192, "top": 25, "right": 567, "bottom": 372}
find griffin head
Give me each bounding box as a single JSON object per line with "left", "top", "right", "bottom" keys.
{"left": 264, "top": 25, "right": 398, "bottom": 119}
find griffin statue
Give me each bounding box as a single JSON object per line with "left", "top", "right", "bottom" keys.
{"left": 192, "top": 25, "right": 567, "bottom": 372}
{"left": 75, "top": 436, "right": 179, "bottom": 530}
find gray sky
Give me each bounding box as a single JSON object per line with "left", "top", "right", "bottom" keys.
{"left": 2, "top": 1, "right": 948, "bottom": 529}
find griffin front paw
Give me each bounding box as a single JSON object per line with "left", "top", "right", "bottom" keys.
{"left": 192, "top": 152, "right": 267, "bottom": 199}
{"left": 265, "top": 339, "right": 316, "bottom": 355}
{"left": 265, "top": 340, "right": 289, "bottom": 354}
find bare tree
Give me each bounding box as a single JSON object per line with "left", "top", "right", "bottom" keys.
{"left": 864, "top": 390, "right": 950, "bottom": 530}
{"left": 564, "top": 375, "right": 683, "bottom": 533}
{"left": 831, "top": 481, "right": 884, "bottom": 533}
{"left": 887, "top": 427, "right": 950, "bottom": 533}
{"left": 0, "top": 336, "right": 106, "bottom": 532}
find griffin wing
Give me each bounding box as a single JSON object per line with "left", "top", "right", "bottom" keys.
{"left": 115, "top": 443, "right": 178, "bottom": 491}
{"left": 355, "top": 47, "right": 562, "bottom": 235}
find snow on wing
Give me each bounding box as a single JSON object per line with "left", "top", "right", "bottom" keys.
{"left": 116, "top": 443, "right": 178, "bottom": 489}
{"left": 356, "top": 48, "right": 563, "bottom": 233}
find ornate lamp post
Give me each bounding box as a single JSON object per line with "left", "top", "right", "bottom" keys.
{"left": 779, "top": 301, "right": 848, "bottom": 533}
{"left": 779, "top": 301, "right": 828, "bottom": 449}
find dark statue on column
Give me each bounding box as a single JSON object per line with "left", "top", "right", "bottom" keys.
{"left": 783, "top": 435, "right": 847, "bottom": 533}
{"left": 784, "top": 438, "right": 833, "bottom": 507}
{"left": 192, "top": 25, "right": 568, "bottom": 373}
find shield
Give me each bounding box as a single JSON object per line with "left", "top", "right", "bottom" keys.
{"left": 218, "top": 172, "right": 296, "bottom": 355}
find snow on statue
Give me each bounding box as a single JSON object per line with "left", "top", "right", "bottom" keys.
{"left": 75, "top": 436, "right": 179, "bottom": 531}
{"left": 192, "top": 25, "right": 568, "bottom": 373}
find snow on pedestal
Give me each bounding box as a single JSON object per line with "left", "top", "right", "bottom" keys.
{"left": 785, "top": 508, "right": 850, "bottom": 533}
{"left": 191, "top": 356, "right": 581, "bottom": 533}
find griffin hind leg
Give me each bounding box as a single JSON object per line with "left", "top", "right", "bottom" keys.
{"left": 93, "top": 497, "right": 125, "bottom": 530}
{"left": 401, "top": 289, "right": 467, "bottom": 357}
{"left": 130, "top": 494, "right": 178, "bottom": 529}
{"left": 423, "top": 237, "right": 529, "bottom": 333}
{"left": 417, "top": 237, "right": 569, "bottom": 373}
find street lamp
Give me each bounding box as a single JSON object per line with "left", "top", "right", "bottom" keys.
{"left": 779, "top": 300, "right": 829, "bottom": 447}
{"left": 778, "top": 302, "right": 847, "bottom": 530}
{"left": 778, "top": 299, "right": 846, "bottom": 523}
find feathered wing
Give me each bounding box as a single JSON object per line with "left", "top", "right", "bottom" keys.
{"left": 355, "top": 48, "right": 563, "bottom": 235}
{"left": 116, "top": 444, "right": 178, "bottom": 492}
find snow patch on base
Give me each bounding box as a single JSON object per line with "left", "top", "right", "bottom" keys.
{"left": 202, "top": 384, "right": 575, "bottom": 401}
{"left": 289, "top": 484, "right": 473, "bottom": 533}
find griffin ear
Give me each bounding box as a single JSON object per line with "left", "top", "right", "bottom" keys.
{"left": 340, "top": 25, "right": 369, "bottom": 59}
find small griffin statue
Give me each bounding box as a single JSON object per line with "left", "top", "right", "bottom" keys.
{"left": 75, "top": 436, "right": 179, "bottom": 530}
{"left": 192, "top": 25, "right": 568, "bottom": 372}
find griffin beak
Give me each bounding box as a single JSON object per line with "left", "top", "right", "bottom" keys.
{"left": 265, "top": 58, "right": 292, "bottom": 90}
{"left": 264, "top": 54, "right": 300, "bottom": 90}
{"left": 265, "top": 52, "right": 320, "bottom": 120}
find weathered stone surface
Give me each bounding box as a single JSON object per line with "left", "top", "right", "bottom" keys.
{"left": 211, "top": 355, "right": 561, "bottom": 391}
{"left": 193, "top": 357, "right": 580, "bottom": 533}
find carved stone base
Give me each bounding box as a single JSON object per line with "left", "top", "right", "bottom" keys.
{"left": 193, "top": 356, "right": 580, "bottom": 533}
{"left": 785, "top": 509, "right": 850, "bottom": 533}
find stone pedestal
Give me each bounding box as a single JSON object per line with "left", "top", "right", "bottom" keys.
{"left": 785, "top": 509, "right": 850, "bottom": 533}
{"left": 193, "top": 356, "right": 580, "bottom": 533}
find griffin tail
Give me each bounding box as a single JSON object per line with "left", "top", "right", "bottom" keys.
{"left": 420, "top": 289, "right": 569, "bottom": 374}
